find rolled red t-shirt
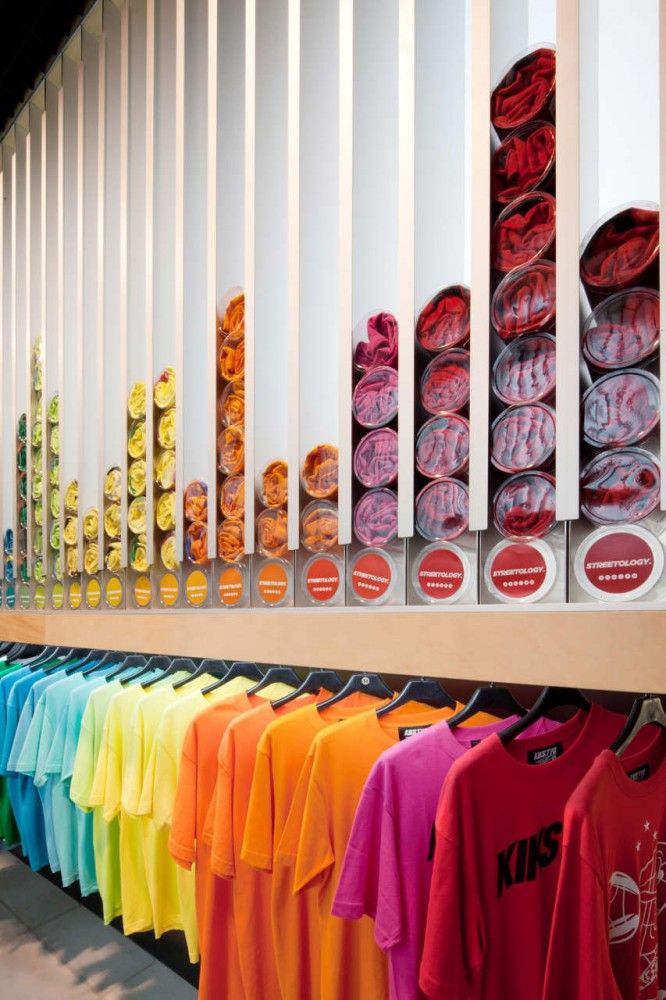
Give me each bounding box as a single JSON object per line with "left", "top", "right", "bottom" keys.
{"left": 419, "top": 704, "right": 630, "bottom": 1000}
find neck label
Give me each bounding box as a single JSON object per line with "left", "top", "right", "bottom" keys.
{"left": 628, "top": 764, "right": 650, "bottom": 782}
{"left": 398, "top": 725, "right": 431, "bottom": 741}
{"left": 527, "top": 742, "right": 563, "bottom": 765}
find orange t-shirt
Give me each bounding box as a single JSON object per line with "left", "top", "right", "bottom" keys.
{"left": 277, "top": 703, "right": 464, "bottom": 1000}
{"left": 207, "top": 699, "right": 319, "bottom": 1000}
{"left": 240, "top": 694, "right": 388, "bottom": 999}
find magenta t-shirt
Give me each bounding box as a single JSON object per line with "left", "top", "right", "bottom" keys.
{"left": 332, "top": 715, "right": 557, "bottom": 1000}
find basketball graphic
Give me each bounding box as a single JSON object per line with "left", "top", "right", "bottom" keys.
{"left": 609, "top": 871, "right": 640, "bottom": 943}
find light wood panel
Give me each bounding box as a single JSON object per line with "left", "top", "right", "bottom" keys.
{"left": 0, "top": 605, "right": 664, "bottom": 692}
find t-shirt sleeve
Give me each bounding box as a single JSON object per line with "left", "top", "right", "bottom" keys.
{"left": 15, "top": 695, "right": 47, "bottom": 778}
{"left": 331, "top": 758, "right": 402, "bottom": 951}
{"left": 169, "top": 721, "right": 198, "bottom": 869}
{"left": 70, "top": 707, "right": 95, "bottom": 811}
{"left": 543, "top": 805, "right": 619, "bottom": 1000}
{"left": 240, "top": 734, "right": 275, "bottom": 872}
{"left": 276, "top": 747, "right": 314, "bottom": 867}
{"left": 291, "top": 745, "right": 334, "bottom": 894}
{"left": 420, "top": 770, "right": 485, "bottom": 999}
{"left": 209, "top": 728, "right": 236, "bottom": 879}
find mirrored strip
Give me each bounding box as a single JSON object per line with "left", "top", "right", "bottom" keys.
{"left": 243, "top": 0, "right": 256, "bottom": 549}
{"left": 337, "top": 0, "right": 353, "bottom": 545}
{"left": 119, "top": 1, "right": 129, "bottom": 568}
{"left": 206, "top": 0, "right": 218, "bottom": 560}
{"left": 145, "top": 0, "right": 156, "bottom": 564}
{"left": 287, "top": 0, "right": 301, "bottom": 550}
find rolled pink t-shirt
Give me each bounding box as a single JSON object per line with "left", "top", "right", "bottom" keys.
{"left": 332, "top": 715, "right": 558, "bottom": 1000}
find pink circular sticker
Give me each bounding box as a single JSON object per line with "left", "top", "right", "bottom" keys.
{"left": 579, "top": 530, "right": 661, "bottom": 598}
{"left": 351, "top": 551, "right": 393, "bottom": 602}
{"left": 488, "top": 542, "right": 549, "bottom": 599}
{"left": 305, "top": 557, "right": 341, "bottom": 603}
{"left": 416, "top": 547, "right": 467, "bottom": 601}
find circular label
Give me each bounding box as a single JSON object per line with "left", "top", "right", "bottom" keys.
{"left": 69, "top": 580, "right": 82, "bottom": 609}
{"left": 256, "top": 561, "right": 290, "bottom": 607}
{"left": 305, "top": 557, "right": 341, "bottom": 603}
{"left": 159, "top": 573, "right": 180, "bottom": 607}
{"left": 19, "top": 584, "right": 31, "bottom": 609}
{"left": 414, "top": 544, "right": 470, "bottom": 603}
{"left": 5, "top": 586, "right": 15, "bottom": 609}
{"left": 134, "top": 574, "right": 152, "bottom": 608}
{"left": 485, "top": 540, "right": 556, "bottom": 603}
{"left": 34, "top": 584, "right": 46, "bottom": 610}
{"left": 105, "top": 577, "right": 123, "bottom": 609}
{"left": 186, "top": 570, "right": 208, "bottom": 607}
{"left": 350, "top": 550, "right": 393, "bottom": 603}
{"left": 52, "top": 581, "right": 64, "bottom": 609}
{"left": 575, "top": 526, "right": 663, "bottom": 602}
{"left": 218, "top": 566, "right": 244, "bottom": 607}
{"left": 86, "top": 578, "right": 102, "bottom": 609}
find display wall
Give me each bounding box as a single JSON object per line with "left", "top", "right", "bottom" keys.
{"left": 0, "top": 0, "right": 664, "bottom": 617}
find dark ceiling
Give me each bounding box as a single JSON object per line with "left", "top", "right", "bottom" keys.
{"left": 0, "top": 0, "right": 92, "bottom": 135}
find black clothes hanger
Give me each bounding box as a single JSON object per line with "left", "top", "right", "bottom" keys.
{"left": 447, "top": 683, "right": 527, "bottom": 727}
{"left": 500, "top": 686, "right": 591, "bottom": 744}
{"left": 18, "top": 646, "right": 55, "bottom": 668}
{"left": 121, "top": 654, "right": 172, "bottom": 686}
{"left": 143, "top": 656, "right": 196, "bottom": 689}
{"left": 8, "top": 643, "right": 39, "bottom": 662}
{"left": 246, "top": 666, "right": 301, "bottom": 696}
{"left": 272, "top": 669, "right": 344, "bottom": 709}
{"left": 43, "top": 649, "right": 81, "bottom": 674}
{"left": 75, "top": 648, "right": 113, "bottom": 669}
{"left": 611, "top": 695, "right": 666, "bottom": 756}
{"left": 172, "top": 658, "right": 229, "bottom": 690}
{"left": 376, "top": 677, "right": 456, "bottom": 717}
{"left": 81, "top": 650, "right": 125, "bottom": 677}
{"left": 65, "top": 649, "right": 96, "bottom": 673}
{"left": 105, "top": 653, "right": 147, "bottom": 682}
{"left": 201, "top": 661, "right": 264, "bottom": 696}
{"left": 317, "top": 672, "right": 394, "bottom": 712}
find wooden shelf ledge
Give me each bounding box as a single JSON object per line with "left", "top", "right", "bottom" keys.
{"left": 0, "top": 606, "right": 664, "bottom": 693}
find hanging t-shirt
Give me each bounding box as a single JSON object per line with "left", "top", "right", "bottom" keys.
{"left": 0, "top": 662, "right": 30, "bottom": 845}
{"left": 207, "top": 697, "right": 321, "bottom": 1000}
{"left": 241, "top": 694, "right": 389, "bottom": 1000}
{"left": 333, "top": 715, "right": 558, "bottom": 1000}
{"left": 171, "top": 691, "right": 263, "bottom": 1000}
{"left": 147, "top": 677, "right": 291, "bottom": 964}
{"left": 70, "top": 669, "right": 161, "bottom": 925}
{"left": 419, "top": 704, "right": 632, "bottom": 1000}
{"left": 277, "top": 702, "right": 466, "bottom": 1000}
{"left": 543, "top": 733, "right": 666, "bottom": 1000}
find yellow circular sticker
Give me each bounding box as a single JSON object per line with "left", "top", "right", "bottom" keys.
{"left": 134, "top": 574, "right": 152, "bottom": 608}
{"left": 218, "top": 566, "right": 244, "bottom": 607}
{"left": 69, "top": 580, "right": 82, "bottom": 610}
{"left": 106, "top": 576, "right": 123, "bottom": 609}
{"left": 186, "top": 570, "right": 208, "bottom": 607}
{"left": 159, "top": 572, "right": 179, "bottom": 607}
{"left": 34, "top": 584, "right": 46, "bottom": 610}
{"left": 86, "top": 578, "right": 102, "bottom": 609}
{"left": 52, "top": 581, "right": 64, "bottom": 609}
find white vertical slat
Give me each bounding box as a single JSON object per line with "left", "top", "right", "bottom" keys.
{"left": 0, "top": 166, "right": 4, "bottom": 580}
{"left": 119, "top": 0, "right": 129, "bottom": 568}
{"left": 397, "top": 0, "right": 415, "bottom": 537}
{"left": 661, "top": 0, "right": 666, "bottom": 508}
{"left": 243, "top": 0, "right": 256, "bottom": 549}
{"left": 24, "top": 128, "right": 32, "bottom": 573}
{"left": 206, "top": 0, "right": 218, "bottom": 560}
{"left": 57, "top": 80, "right": 65, "bottom": 577}
{"left": 467, "top": 0, "right": 490, "bottom": 532}
{"left": 76, "top": 56, "right": 85, "bottom": 572}
{"left": 555, "top": 0, "right": 580, "bottom": 521}
{"left": 97, "top": 27, "right": 107, "bottom": 559}
{"left": 337, "top": 0, "right": 353, "bottom": 545}
{"left": 287, "top": 0, "right": 300, "bottom": 550}
{"left": 145, "top": 0, "right": 156, "bottom": 565}
{"left": 10, "top": 147, "right": 17, "bottom": 563}
{"left": 40, "top": 102, "right": 48, "bottom": 572}
{"left": 174, "top": 0, "right": 185, "bottom": 560}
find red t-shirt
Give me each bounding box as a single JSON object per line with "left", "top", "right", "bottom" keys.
{"left": 420, "top": 705, "right": 629, "bottom": 1000}
{"left": 543, "top": 732, "right": 666, "bottom": 1000}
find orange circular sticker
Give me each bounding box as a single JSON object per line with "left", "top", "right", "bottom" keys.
{"left": 34, "top": 584, "right": 46, "bottom": 610}
{"left": 305, "top": 557, "right": 341, "bottom": 603}
{"left": 52, "top": 582, "right": 64, "bottom": 609}
{"left": 186, "top": 570, "right": 208, "bottom": 607}
{"left": 256, "top": 561, "right": 290, "bottom": 606}
{"left": 69, "top": 580, "right": 82, "bottom": 610}
{"left": 159, "top": 573, "right": 179, "bottom": 607}
{"left": 106, "top": 577, "right": 123, "bottom": 609}
{"left": 218, "top": 566, "right": 244, "bottom": 607}
{"left": 86, "top": 578, "right": 102, "bottom": 609}
{"left": 134, "top": 574, "right": 152, "bottom": 608}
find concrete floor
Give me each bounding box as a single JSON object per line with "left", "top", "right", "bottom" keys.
{"left": 0, "top": 851, "right": 197, "bottom": 999}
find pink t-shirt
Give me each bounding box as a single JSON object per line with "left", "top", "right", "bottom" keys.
{"left": 333, "top": 715, "right": 557, "bottom": 1000}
